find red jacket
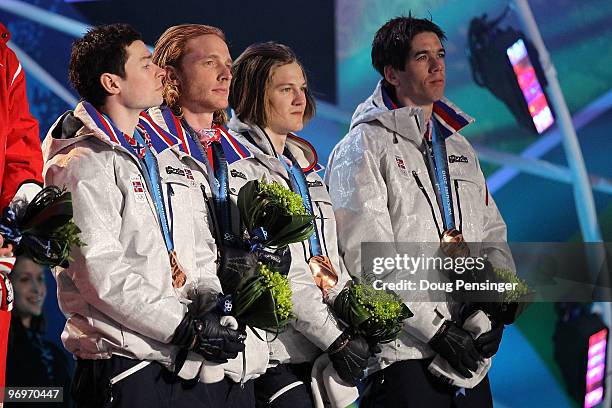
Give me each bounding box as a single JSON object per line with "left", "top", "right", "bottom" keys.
{"left": 0, "top": 22, "right": 43, "bottom": 399}
{"left": 0, "top": 23, "right": 43, "bottom": 208}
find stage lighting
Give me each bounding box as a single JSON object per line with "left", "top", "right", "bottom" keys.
{"left": 554, "top": 304, "right": 609, "bottom": 407}
{"left": 468, "top": 10, "right": 555, "bottom": 134}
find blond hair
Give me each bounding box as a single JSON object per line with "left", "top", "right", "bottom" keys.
{"left": 153, "top": 24, "right": 229, "bottom": 126}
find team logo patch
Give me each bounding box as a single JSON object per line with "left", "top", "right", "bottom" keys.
{"left": 448, "top": 155, "right": 468, "bottom": 164}
{"left": 307, "top": 180, "right": 323, "bottom": 188}
{"left": 130, "top": 175, "right": 147, "bottom": 203}
{"left": 395, "top": 155, "right": 409, "bottom": 177}
{"left": 230, "top": 169, "right": 247, "bottom": 180}
{"left": 166, "top": 166, "right": 186, "bottom": 176}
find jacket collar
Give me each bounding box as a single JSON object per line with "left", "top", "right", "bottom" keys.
{"left": 74, "top": 101, "right": 188, "bottom": 165}
{"left": 227, "top": 114, "right": 323, "bottom": 174}
{"left": 351, "top": 80, "right": 474, "bottom": 143}
{"left": 153, "top": 105, "right": 253, "bottom": 165}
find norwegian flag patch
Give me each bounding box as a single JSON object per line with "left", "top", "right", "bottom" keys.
{"left": 130, "top": 175, "right": 147, "bottom": 203}
{"left": 184, "top": 168, "right": 194, "bottom": 180}
{"left": 395, "top": 155, "right": 409, "bottom": 177}
{"left": 183, "top": 167, "right": 196, "bottom": 186}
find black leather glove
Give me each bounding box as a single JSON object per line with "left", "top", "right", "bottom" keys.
{"left": 218, "top": 245, "right": 259, "bottom": 294}
{"left": 429, "top": 321, "right": 481, "bottom": 378}
{"left": 328, "top": 333, "right": 371, "bottom": 386}
{"left": 475, "top": 324, "right": 504, "bottom": 358}
{"left": 256, "top": 245, "right": 291, "bottom": 276}
{"left": 172, "top": 311, "right": 246, "bottom": 363}
{"left": 219, "top": 244, "right": 292, "bottom": 294}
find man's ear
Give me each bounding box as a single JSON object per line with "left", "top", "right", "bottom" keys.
{"left": 100, "top": 73, "right": 120, "bottom": 95}
{"left": 384, "top": 65, "right": 400, "bottom": 87}
{"left": 165, "top": 66, "right": 180, "bottom": 86}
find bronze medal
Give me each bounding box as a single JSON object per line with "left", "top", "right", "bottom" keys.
{"left": 308, "top": 255, "right": 338, "bottom": 298}
{"left": 169, "top": 250, "right": 187, "bottom": 288}
{"left": 440, "top": 228, "right": 470, "bottom": 258}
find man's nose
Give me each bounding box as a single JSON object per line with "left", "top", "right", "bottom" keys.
{"left": 219, "top": 64, "right": 232, "bottom": 81}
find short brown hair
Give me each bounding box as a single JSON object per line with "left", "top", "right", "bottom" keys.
{"left": 229, "top": 42, "right": 315, "bottom": 128}
{"left": 69, "top": 24, "right": 141, "bottom": 108}
{"left": 153, "top": 24, "right": 229, "bottom": 126}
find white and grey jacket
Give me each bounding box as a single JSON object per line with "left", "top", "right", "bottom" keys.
{"left": 325, "top": 81, "right": 515, "bottom": 371}
{"left": 226, "top": 115, "right": 352, "bottom": 365}
{"left": 147, "top": 106, "right": 273, "bottom": 382}
{"left": 42, "top": 102, "right": 221, "bottom": 379}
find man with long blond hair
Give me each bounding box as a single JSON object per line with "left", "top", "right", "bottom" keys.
{"left": 152, "top": 24, "right": 230, "bottom": 130}
{"left": 148, "top": 24, "right": 278, "bottom": 408}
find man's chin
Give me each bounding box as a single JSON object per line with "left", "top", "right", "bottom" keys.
{"left": 206, "top": 98, "right": 229, "bottom": 112}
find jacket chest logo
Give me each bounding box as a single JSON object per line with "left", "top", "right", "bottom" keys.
{"left": 166, "top": 166, "right": 185, "bottom": 176}
{"left": 307, "top": 180, "right": 323, "bottom": 188}
{"left": 230, "top": 169, "right": 247, "bottom": 180}
{"left": 448, "top": 155, "right": 468, "bottom": 164}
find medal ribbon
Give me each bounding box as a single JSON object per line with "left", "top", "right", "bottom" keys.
{"left": 279, "top": 150, "right": 322, "bottom": 257}
{"left": 429, "top": 118, "right": 456, "bottom": 231}
{"left": 125, "top": 121, "right": 186, "bottom": 287}
{"left": 182, "top": 121, "right": 233, "bottom": 242}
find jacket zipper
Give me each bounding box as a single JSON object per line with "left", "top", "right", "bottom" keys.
{"left": 200, "top": 184, "right": 222, "bottom": 249}
{"left": 454, "top": 180, "right": 463, "bottom": 232}
{"left": 240, "top": 349, "right": 246, "bottom": 387}
{"left": 412, "top": 171, "right": 442, "bottom": 237}
{"left": 201, "top": 183, "right": 247, "bottom": 384}
{"left": 166, "top": 184, "right": 175, "bottom": 238}
{"left": 314, "top": 201, "right": 329, "bottom": 257}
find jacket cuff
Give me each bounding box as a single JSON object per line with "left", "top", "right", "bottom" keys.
{"left": 10, "top": 181, "right": 43, "bottom": 206}
{"left": 301, "top": 316, "right": 344, "bottom": 351}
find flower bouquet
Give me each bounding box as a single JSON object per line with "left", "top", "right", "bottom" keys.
{"left": 193, "top": 262, "right": 294, "bottom": 383}
{"left": 237, "top": 178, "right": 314, "bottom": 248}
{"left": 230, "top": 262, "right": 294, "bottom": 331}
{"left": 0, "top": 186, "right": 85, "bottom": 267}
{"left": 334, "top": 280, "right": 412, "bottom": 346}
{"left": 216, "top": 178, "right": 316, "bottom": 335}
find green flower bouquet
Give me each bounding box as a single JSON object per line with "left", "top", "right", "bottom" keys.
{"left": 334, "top": 281, "right": 412, "bottom": 345}
{"left": 231, "top": 262, "right": 294, "bottom": 332}
{"left": 237, "top": 178, "right": 314, "bottom": 248}
{"left": 215, "top": 178, "right": 313, "bottom": 335}
{"left": 0, "top": 186, "right": 85, "bottom": 267}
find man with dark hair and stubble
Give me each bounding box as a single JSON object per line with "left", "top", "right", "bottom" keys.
{"left": 326, "top": 16, "right": 516, "bottom": 407}
{"left": 42, "top": 23, "right": 246, "bottom": 408}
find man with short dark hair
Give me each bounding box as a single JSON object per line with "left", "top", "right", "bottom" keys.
{"left": 326, "top": 16, "right": 515, "bottom": 407}
{"left": 43, "top": 23, "right": 246, "bottom": 408}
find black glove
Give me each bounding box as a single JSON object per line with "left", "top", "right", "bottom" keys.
{"left": 219, "top": 244, "right": 292, "bottom": 294}
{"left": 172, "top": 311, "right": 246, "bottom": 363}
{"left": 218, "top": 245, "right": 259, "bottom": 294}
{"left": 475, "top": 324, "right": 504, "bottom": 358}
{"left": 256, "top": 245, "right": 291, "bottom": 276}
{"left": 429, "top": 321, "right": 481, "bottom": 378}
{"left": 328, "top": 333, "right": 371, "bottom": 386}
